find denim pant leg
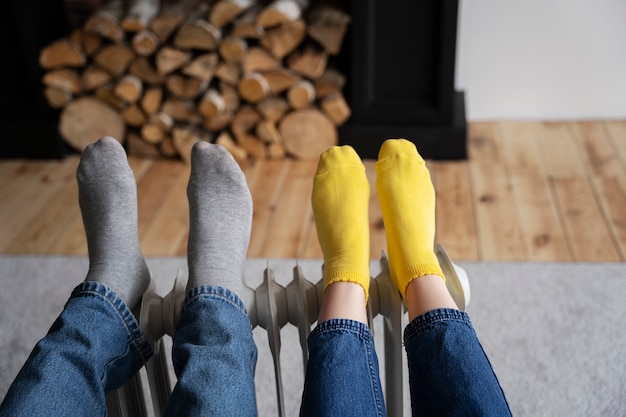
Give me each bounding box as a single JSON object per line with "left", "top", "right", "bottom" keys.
{"left": 404, "top": 308, "right": 512, "bottom": 417}
{"left": 300, "top": 319, "right": 386, "bottom": 417}
{"left": 164, "top": 286, "right": 258, "bottom": 417}
{"left": 0, "top": 282, "right": 153, "bottom": 417}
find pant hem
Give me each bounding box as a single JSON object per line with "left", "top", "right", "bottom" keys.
{"left": 404, "top": 308, "right": 472, "bottom": 343}
{"left": 184, "top": 285, "right": 248, "bottom": 317}
{"left": 73, "top": 281, "right": 153, "bottom": 363}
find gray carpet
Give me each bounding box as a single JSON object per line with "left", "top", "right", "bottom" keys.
{"left": 1, "top": 255, "right": 625, "bottom": 416}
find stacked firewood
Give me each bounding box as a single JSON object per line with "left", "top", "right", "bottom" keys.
{"left": 39, "top": 0, "right": 351, "bottom": 163}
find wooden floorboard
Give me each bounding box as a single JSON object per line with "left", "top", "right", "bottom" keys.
{"left": 468, "top": 122, "right": 525, "bottom": 260}
{"left": 434, "top": 161, "right": 479, "bottom": 261}
{"left": 1, "top": 121, "right": 625, "bottom": 262}
{"left": 498, "top": 122, "right": 571, "bottom": 261}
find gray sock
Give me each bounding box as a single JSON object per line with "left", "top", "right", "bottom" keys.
{"left": 186, "top": 142, "right": 252, "bottom": 305}
{"left": 77, "top": 136, "right": 150, "bottom": 309}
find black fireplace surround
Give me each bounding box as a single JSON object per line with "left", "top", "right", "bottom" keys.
{"left": 1, "top": 0, "right": 466, "bottom": 160}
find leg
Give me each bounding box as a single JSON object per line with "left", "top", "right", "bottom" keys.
{"left": 300, "top": 146, "right": 386, "bottom": 417}
{"left": 0, "top": 137, "right": 152, "bottom": 416}
{"left": 376, "top": 138, "right": 511, "bottom": 416}
{"left": 164, "top": 142, "right": 257, "bottom": 417}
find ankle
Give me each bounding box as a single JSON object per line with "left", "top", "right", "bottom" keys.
{"left": 405, "top": 275, "right": 458, "bottom": 321}
{"left": 317, "top": 282, "right": 368, "bottom": 324}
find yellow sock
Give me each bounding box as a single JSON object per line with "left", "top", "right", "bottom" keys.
{"left": 312, "top": 145, "right": 371, "bottom": 301}
{"left": 376, "top": 139, "right": 444, "bottom": 302}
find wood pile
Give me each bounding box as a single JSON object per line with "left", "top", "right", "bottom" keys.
{"left": 39, "top": 0, "right": 351, "bottom": 163}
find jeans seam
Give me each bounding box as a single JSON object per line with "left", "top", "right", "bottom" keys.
{"left": 311, "top": 319, "right": 386, "bottom": 416}
{"left": 73, "top": 282, "right": 153, "bottom": 363}
{"left": 364, "top": 332, "right": 386, "bottom": 416}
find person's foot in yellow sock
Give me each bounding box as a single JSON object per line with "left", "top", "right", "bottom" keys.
{"left": 376, "top": 139, "right": 445, "bottom": 302}
{"left": 312, "top": 145, "right": 371, "bottom": 303}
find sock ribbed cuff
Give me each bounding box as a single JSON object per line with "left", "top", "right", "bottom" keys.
{"left": 323, "top": 264, "right": 371, "bottom": 302}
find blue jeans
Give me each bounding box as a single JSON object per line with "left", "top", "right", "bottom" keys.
{"left": 0, "top": 284, "right": 510, "bottom": 417}
{"left": 0, "top": 282, "right": 257, "bottom": 417}
{"left": 300, "top": 310, "right": 511, "bottom": 417}
{"left": 403, "top": 309, "right": 512, "bottom": 417}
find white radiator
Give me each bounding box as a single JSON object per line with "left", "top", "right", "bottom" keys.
{"left": 106, "top": 245, "right": 469, "bottom": 417}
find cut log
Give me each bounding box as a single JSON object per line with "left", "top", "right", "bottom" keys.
{"left": 149, "top": 0, "right": 197, "bottom": 43}
{"left": 84, "top": 0, "right": 125, "bottom": 42}
{"left": 260, "top": 18, "right": 306, "bottom": 59}
{"left": 256, "top": 120, "right": 282, "bottom": 144}
{"left": 159, "top": 138, "right": 178, "bottom": 158}
{"left": 165, "top": 74, "right": 209, "bottom": 99}
{"left": 172, "top": 126, "right": 208, "bottom": 163}
{"left": 60, "top": 97, "right": 126, "bottom": 151}
{"left": 314, "top": 67, "right": 345, "bottom": 98}
{"left": 231, "top": 5, "right": 265, "bottom": 39}
{"left": 238, "top": 72, "right": 270, "bottom": 103}
{"left": 141, "top": 86, "right": 163, "bottom": 114}
{"left": 42, "top": 69, "right": 81, "bottom": 94}
{"left": 114, "top": 74, "right": 143, "bottom": 103}
{"left": 259, "top": 68, "right": 299, "bottom": 94}
{"left": 256, "top": 0, "right": 307, "bottom": 28}
{"left": 174, "top": 5, "right": 222, "bottom": 50}
{"left": 44, "top": 87, "right": 73, "bottom": 109}
{"left": 209, "top": 0, "right": 256, "bottom": 29}
{"left": 70, "top": 29, "right": 102, "bottom": 56}
{"left": 129, "top": 57, "right": 165, "bottom": 84}
{"left": 94, "top": 44, "right": 136, "bottom": 76}
{"left": 267, "top": 141, "right": 287, "bottom": 159}
{"left": 242, "top": 46, "right": 280, "bottom": 73}
{"left": 215, "top": 131, "right": 249, "bottom": 166}
{"left": 237, "top": 134, "right": 266, "bottom": 158}
{"left": 215, "top": 61, "right": 241, "bottom": 85}
{"left": 202, "top": 112, "right": 233, "bottom": 131}
{"left": 176, "top": 23, "right": 221, "bottom": 51}
{"left": 120, "top": 103, "right": 147, "bottom": 127}
{"left": 287, "top": 79, "right": 315, "bottom": 109}
{"left": 127, "top": 131, "right": 161, "bottom": 157}
{"left": 39, "top": 39, "right": 86, "bottom": 69}
{"left": 156, "top": 47, "right": 192, "bottom": 75}
{"left": 122, "top": 0, "right": 161, "bottom": 32}
{"left": 162, "top": 99, "right": 199, "bottom": 123}
{"left": 199, "top": 88, "right": 226, "bottom": 118}
{"left": 151, "top": 112, "right": 174, "bottom": 133}
{"left": 95, "top": 85, "right": 126, "bottom": 110}
{"left": 287, "top": 45, "right": 327, "bottom": 79}
{"left": 141, "top": 112, "right": 173, "bottom": 144}
{"left": 220, "top": 81, "right": 240, "bottom": 112}
{"left": 80, "top": 65, "right": 112, "bottom": 91}
{"left": 182, "top": 53, "right": 219, "bottom": 81}
{"left": 256, "top": 96, "right": 289, "bottom": 123}
{"left": 219, "top": 37, "right": 248, "bottom": 62}
{"left": 231, "top": 105, "right": 261, "bottom": 139}
{"left": 320, "top": 92, "right": 351, "bottom": 125}
{"left": 306, "top": 4, "right": 351, "bottom": 55}
{"left": 279, "top": 107, "right": 336, "bottom": 159}
{"left": 132, "top": 30, "right": 160, "bottom": 56}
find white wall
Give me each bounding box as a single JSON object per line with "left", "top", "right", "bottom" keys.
{"left": 455, "top": 0, "right": 626, "bottom": 120}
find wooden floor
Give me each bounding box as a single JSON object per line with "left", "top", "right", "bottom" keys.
{"left": 1, "top": 120, "right": 625, "bottom": 262}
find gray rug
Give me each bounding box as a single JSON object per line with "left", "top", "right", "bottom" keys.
{"left": 1, "top": 256, "right": 625, "bottom": 417}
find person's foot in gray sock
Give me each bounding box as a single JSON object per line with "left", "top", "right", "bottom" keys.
{"left": 77, "top": 136, "right": 150, "bottom": 309}
{"left": 186, "top": 142, "right": 252, "bottom": 307}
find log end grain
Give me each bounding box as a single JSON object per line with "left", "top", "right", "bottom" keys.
{"left": 39, "top": 40, "right": 86, "bottom": 69}
{"left": 279, "top": 108, "right": 336, "bottom": 159}
{"left": 60, "top": 97, "right": 125, "bottom": 151}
